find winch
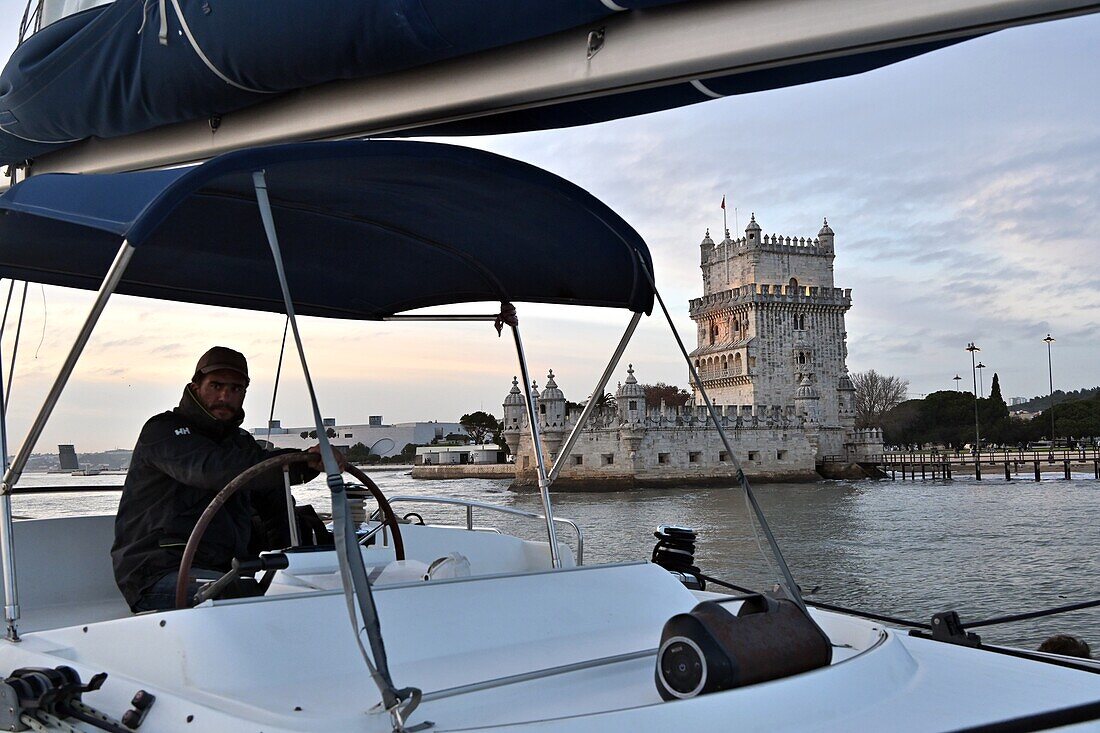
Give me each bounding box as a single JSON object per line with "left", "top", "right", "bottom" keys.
{"left": 650, "top": 524, "right": 705, "bottom": 590}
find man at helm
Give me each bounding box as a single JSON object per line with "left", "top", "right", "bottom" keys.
{"left": 111, "top": 346, "right": 343, "bottom": 612}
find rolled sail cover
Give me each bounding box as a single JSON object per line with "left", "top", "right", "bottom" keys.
{"left": 0, "top": 0, "right": 690, "bottom": 165}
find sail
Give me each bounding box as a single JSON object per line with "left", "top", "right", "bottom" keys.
{"left": 0, "top": 0, "right": 692, "bottom": 165}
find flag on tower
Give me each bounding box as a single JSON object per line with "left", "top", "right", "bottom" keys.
{"left": 720, "top": 195, "right": 726, "bottom": 210}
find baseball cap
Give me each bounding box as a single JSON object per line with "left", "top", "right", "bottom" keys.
{"left": 193, "top": 346, "right": 249, "bottom": 384}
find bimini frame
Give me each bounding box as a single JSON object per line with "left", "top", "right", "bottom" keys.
{"left": 0, "top": 159, "right": 810, "bottom": 732}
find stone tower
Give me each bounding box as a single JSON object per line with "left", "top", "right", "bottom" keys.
{"left": 502, "top": 376, "right": 526, "bottom": 455}
{"left": 538, "top": 370, "right": 567, "bottom": 459}
{"left": 689, "top": 214, "right": 855, "bottom": 457}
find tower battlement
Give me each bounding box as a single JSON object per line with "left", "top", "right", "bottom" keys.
{"left": 689, "top": 284, "right": 852, "bottom": 316}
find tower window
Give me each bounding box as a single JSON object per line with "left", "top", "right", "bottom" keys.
{"left": 602, "top": 454, "right": 615, "bottom": 466}
{"left": 539, "top": 403, "right": 546, "bottom": 414}
{"left": 629, "top": 400, "right": 637, "bottom": 410}
{"left": 573, "top": 455, "right": 583, "bottom": 466}
{"left": 798, "top": 352, "right": 806, "bottom": 365}
{"left": 789, "top": 277, "right": 799, "bottom": 291}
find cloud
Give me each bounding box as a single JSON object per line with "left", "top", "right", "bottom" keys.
{"left": 1, "top": 13, "right": 1099, "bottom": 448}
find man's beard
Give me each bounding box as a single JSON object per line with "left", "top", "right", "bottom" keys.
{"left": 202, "top": 397, "right": 241, "bottom": 422}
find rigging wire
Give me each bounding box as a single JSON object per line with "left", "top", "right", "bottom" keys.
{"left": 5, "top": 283, "right": 29, "bottom": 414}
{"left": 0, "top": 281, "right": 15, "bottom": 344}
{"left": 265, "top": 315, "right": 290, "bottom": 444}
{"left": 636, "top": 258, "right": 803, "bottom": 611}
{"left": 697, "top": 571, "right": 1100, "bottom": 634}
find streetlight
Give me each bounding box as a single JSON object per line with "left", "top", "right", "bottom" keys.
{"left": 953, "top": 374, "right": 962, "bottom": 391}
{"left": 1044, "top": 334, "right": 1056, "bottom": 446}
{"left": 975, "top": 362, "right": 986, "bottom": 398}
{"left": 966, "top": 343, "right": 981, "bottom": 468}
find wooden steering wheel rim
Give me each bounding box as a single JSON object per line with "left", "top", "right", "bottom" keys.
{"left": 175, "top": 453, "right": 404, "bottom": 609}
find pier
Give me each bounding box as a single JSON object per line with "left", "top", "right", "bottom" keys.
{"left": 870, "top": 448, "right": 1100, "bottom": 481}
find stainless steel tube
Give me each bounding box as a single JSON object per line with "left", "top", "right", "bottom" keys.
{"left": 1, "top": 241, "right": 135, "bottom": 493}
{"left": 547, "top": 312, "right": 641, "bottom": 485}
{"left": 0, "top": 297, "right": 15, "bottom": 640}
{"left": 0, "top": 240, "right": 136, "bottom": 640}
{"left": 509, "top": 322, "right": 562, "bottom": 569}
{"left": 282, "top": 467, "right": 300, "bottom": 547}
{"left": 382, "top": 315, "right": 499, "bottom": 321}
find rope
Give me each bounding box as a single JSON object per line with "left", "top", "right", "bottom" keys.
{"left": 34, "top": 284, "right": 46, "bottom": 359}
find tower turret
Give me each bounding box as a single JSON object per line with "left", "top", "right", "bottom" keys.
{"left": 837, "top": 369, "right": 856, "bottom": 424}
{"left": 501, "top": 376, "right": 526, "bottom": 454}
{"left": 817, "top": 217, "right": 835, "bottom": 253}
{"left": 699, "top": 228, "right": 715, "bottom": 265}
{"left": 744, "top": 212, "right": 762, "bottom": 247}
{"left": 795, "top": 374, "right": 821, "bottom": 424}
{"left": 539, "top": 370, "right": 566, "bottom": 458}
{"left": 615, "top": 364, "right": 646, "bottom": 424}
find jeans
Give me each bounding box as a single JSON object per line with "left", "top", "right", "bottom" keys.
{"left": 132, "top": 568, "right": 223, "bottom": 613}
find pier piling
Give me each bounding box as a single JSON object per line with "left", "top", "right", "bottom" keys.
{"left": 1004, "top": 463, "right": 1011, "bottom": 481}
{"left": 1034, "top": 461, "right": 1041, "bottom": 481}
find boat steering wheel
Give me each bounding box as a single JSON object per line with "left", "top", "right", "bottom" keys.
{"left": 175, "top": 452, "right": 404, "bottom": 609}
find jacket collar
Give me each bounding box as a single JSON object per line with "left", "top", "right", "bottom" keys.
{"left": 176, "top": 385, "right": 245, "bottom": 438}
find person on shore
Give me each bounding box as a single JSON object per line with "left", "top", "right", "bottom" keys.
{"left": 111, "top": 346, "right": 344, "bottom": 612}
{"left": 1037, "top": 634, "right": 1092, "bottom": 659}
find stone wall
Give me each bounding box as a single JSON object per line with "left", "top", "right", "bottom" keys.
{"left": 411, "top": 464, "right": 515, "bottom": 480}
{"left": 511, "top": 422, "right": 819, "bottom": 490}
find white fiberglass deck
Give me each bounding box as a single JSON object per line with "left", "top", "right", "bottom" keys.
{"left": 0, "top": 515, "right": 1097, "bottom": 732}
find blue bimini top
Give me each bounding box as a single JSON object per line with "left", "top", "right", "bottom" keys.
{"left": 0, "top": 140, "right": 655, "bottom": 319}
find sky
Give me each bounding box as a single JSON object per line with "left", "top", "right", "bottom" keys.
{"left": 0, "top": 9, "right": 1098, "bottom": 452}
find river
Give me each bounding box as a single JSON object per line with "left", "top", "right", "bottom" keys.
{"left": 12, "top": 470, "right": 1099, "bottom": 651}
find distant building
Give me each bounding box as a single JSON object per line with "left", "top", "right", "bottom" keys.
{"left": 58, "top": 444, "right": 79, "bottom": 470}
{"left": 250, "top": 417, "right": 468, "bottom": 457}
{"left": 1009, "top": 397, "right": 1027, "bottom": 405}
{"left": 416, "top": 444, "right": 506, "bottom": 465}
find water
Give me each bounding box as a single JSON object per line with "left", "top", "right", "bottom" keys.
{"left": 12, "top": 471, "right": 1099, "bottom": 650}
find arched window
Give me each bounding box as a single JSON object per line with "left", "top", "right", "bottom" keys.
{"left": 721, "top": 356, "right": 728, "bottom": 372}
{"left": 733, "top": 353, "right": 743, "bottom": 374}
{"left": 789, "top": 277, "right": 799, "bottom": 291}
{"left": 798, "top": 351, "right": 806, "bottom": 365}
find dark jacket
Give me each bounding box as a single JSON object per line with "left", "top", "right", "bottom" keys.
{"left": 111, "top": 387, "right": 318, "bottom": 609}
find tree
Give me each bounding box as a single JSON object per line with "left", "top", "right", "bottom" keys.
{"left": 852, "top": 370, "right": 909, "bottom": 428}
{"left": 591, "top": 392, "right": 616, "bottom": 411}
{"left": 640, "top": 382, "right": 691, "bottom": 409}
{"left": 460, "top": 411, "right": 500, "bottom": 445}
